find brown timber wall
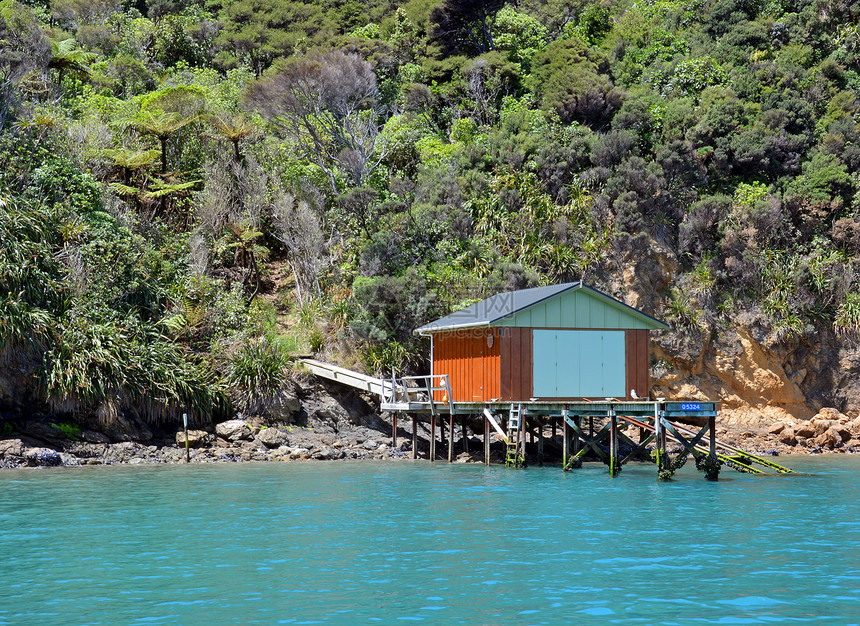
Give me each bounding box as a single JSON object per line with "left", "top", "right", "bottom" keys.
{"left": 432, "top": 328, "right": 500, "bottom": 402}
{"left": 433, "top": 327, "right": 650, "bottom": 403}
{"left": 499, "top": 327, "right": 533, "bottom": 402}
{"left": 625, "top": 329, "right": 650, "bottom": 400}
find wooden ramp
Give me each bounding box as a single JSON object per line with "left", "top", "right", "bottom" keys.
{"left": 300, "top": 358, "right": 393, "bottom": 397}
{"left": 299, "top": 358, "right": 455, "bottom": 413}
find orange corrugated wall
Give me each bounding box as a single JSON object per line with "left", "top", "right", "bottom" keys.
{"left": 432, "top": 328, "right": 501, "bottom": 402}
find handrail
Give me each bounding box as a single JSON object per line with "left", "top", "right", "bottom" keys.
{"left": 382, "top": 374, "right": 452, "bottom": 407}
{"left": 300, "top": 359, "right": 456, "bottom": 412}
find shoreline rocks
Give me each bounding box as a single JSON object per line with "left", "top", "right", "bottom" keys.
{"left": 4, "top": 403, "right": 860, "bottom": 469}
{"left": 0, "top": 416, "right": 425, "bottom": 468}
{"left": 740, "top": 407, "right": 860, "bottom": 455}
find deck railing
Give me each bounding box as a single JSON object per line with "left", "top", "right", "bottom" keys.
{"left": 383, "top": 374, "right": 454, "bottom": 415}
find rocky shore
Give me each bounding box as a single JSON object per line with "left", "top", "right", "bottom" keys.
{"left": 3, "top": 408, "right": 860, "bottom": 470}
{"left": 2, "top": 377, "right": 859, "bottom": 469}
{"left": 0, "top": 381, "right": 430, "bottom": 469}
{"left": 717, "top": 407, "right": 860, "bottom": 456}
{"left": 0, "top": 419, "right": 422, "bottom": 469}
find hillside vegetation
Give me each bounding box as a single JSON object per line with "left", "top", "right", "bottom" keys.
{"left": 2, "top": 0, "right": 860, "bottom": 427}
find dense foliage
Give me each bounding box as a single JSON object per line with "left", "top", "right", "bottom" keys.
{"left": 2, "top": 0, "right": 860, "bottom": 426}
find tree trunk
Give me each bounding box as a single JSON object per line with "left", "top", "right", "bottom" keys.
{"left": 159, "top": 137, "right": 168, "bottom": 174}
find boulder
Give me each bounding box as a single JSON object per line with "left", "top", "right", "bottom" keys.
{"left": 289, "top": 447, "right": 309, "bottom": 459}
{"left": 105, "top": 441, "right": 142, "bottom": 462}
{"left": 103, "top": 414, "right": 153, "bottom": 443}
{"left": 282, "top": 395, "right": 301, "bottom": 415}
{"left": 778, "top": 428, "right": 797, "bottom": 445}
{"left": 814, "top": 428, "right": 841, "bottom": 448}
{"left": 175, "top": 430, "right": 214, "bottom": 448}
{"left": 816, "top": 407, "right": 848, "bottom": 422}
{"left": 65, "top": 442, "right": 107, "bottom": 459}
{"left": 363, "top": 439, "right": 378, "bottom": 450}
{"left": 795, "top": 423, "right": 816, "bottom": 439}
{"left": 255, "top": 427, "right": 289, "bottom": 448}
{"left": 59, "top": 452, "right": 80, "bottom": 466}
{"left": 0, "top": 438, "right": 25, "bottom": 458}
{"left": 768, "top": 422, "right": 786, "bottom": 435}
{"left": 836, "top": 427, "right": 852, "bottom": 443}
{"left": 215, "top": 420, "right": 252, "bottom": 442}
{"left": 80, "top": 429, "right": 110, "bottom": 444}
{"left": 809, "top": 419, "right": 833, "bottom": 436}
{"left": 24, "top": 447, "right": 62, "bottom": 467}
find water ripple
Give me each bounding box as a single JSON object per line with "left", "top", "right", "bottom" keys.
{"left": 0, "top": 456, "right": 859, "bottom": 623}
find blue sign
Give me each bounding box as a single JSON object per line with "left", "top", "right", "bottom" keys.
{"left": 681, "top": 403, "right": 702, "bottom": 411}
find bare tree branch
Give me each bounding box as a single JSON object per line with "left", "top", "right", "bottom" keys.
{"left": 244, "top": 50, "right": 389, "bottom": 194}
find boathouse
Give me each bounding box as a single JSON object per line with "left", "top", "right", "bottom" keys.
{"left": 302, "top": 283, "right": 791, "bottom": 476}
{"left": 415, "top": 282, "right": 669, "bottom": 404}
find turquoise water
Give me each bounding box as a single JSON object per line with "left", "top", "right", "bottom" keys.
{"left": 1, "top": 457, "right": 859, "bottom": 624}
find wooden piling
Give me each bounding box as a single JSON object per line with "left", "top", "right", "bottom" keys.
{"left": 484, "top": 415, "right": 490, "bottom": 466}
{"left": 430, "top": 413, "right": 436, "bottom": 462}
{"left": 520, "top": 412, "right": 526, "bottom": 466}
{"left": 707, "top": 415, "right": 719, "bottom": 481}
{"left": 609, "top": 412, "right": 619, "bottom": 477}
{"left": 709, "top": 415, "right": 716, "bottom": 458}
{"left": 412, "top": 415, "right": 417, "bottom": 460}
{"left": 655, "top": 406, "right": 665, "bottom": 475}
{"left": 448, "top": 414, "right": 454, "bottom": 463}
{"left": 562, "top": 408, "right": 569, "bottom": 468}
{"left": 538, "top": 418, "right": 544, "bottom": 466}
{"left": 572, "top": 416, "right": 581, "bottom": 457}
{"left": 661, "top": 421, "right": 668, "bottom": 458}
{"left": 392, "top": 412, "right": 398, "bottom": 449}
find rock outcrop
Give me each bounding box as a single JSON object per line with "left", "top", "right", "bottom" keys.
{"left": 613, "top": 236, "right": 860, "bottom": 428}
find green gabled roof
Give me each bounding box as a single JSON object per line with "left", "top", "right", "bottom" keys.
{"left": 415, "top": 282, "right": 669, "bottom": 333}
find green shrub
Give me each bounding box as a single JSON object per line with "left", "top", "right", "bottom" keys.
{"left": 666, "top": 287, "right": 703, "bottom": 329}
{"left": 50, "top": 421, "right": 81, "bottom": 440}
{"left": 835, "top": 292, "right": 860, "bottom": 336}
{"left": 226, "top": 336, "right": 290, "bottom": 414}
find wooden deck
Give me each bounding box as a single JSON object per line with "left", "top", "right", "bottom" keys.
{"left": 380, "top": 398, "right": 718, "bottom": 421}
{"left": 299, "top": 358, "right": 792, "bottom": 477}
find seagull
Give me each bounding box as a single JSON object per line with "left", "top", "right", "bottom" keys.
{"left": 630, "top": 389, "right": 641, "bottom": 400}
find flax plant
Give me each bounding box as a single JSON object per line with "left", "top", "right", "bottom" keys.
{"left": 225, "top": 336, "right": 290, "bottom": 415}
{"left": 39, "top": 312, "right": 222, "bottom": 425}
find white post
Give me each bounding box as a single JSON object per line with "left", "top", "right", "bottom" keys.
{"left": 183, "top": 412, "right": 189, "bottom": 463}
